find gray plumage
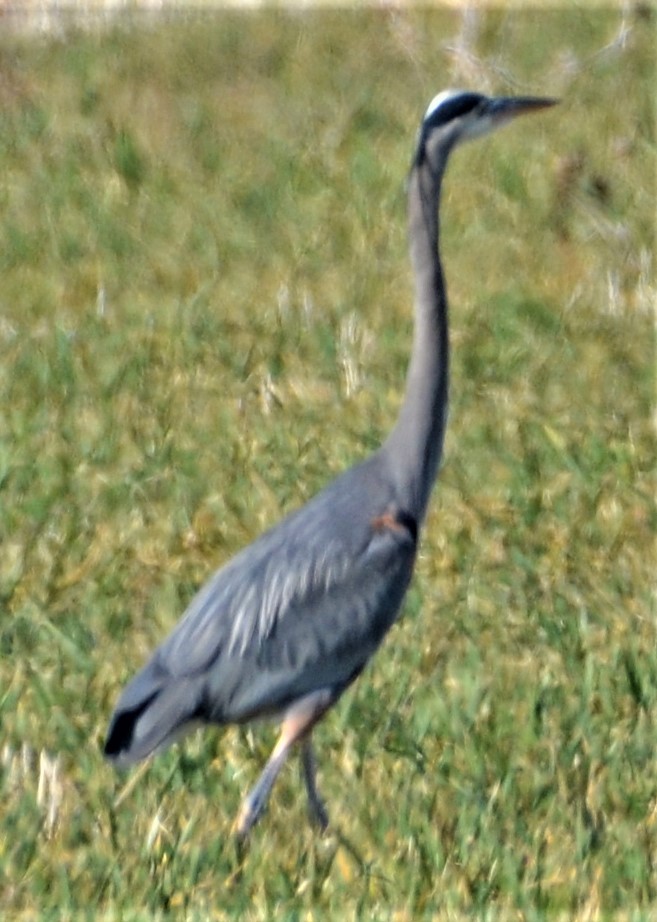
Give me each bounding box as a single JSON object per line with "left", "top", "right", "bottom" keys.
{"left": 104, "top": 89, "right": 556, "bottom": 837}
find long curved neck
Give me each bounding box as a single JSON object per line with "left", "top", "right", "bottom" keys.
{"left": 384, "top": 151, "right": 449, "bottom": 524}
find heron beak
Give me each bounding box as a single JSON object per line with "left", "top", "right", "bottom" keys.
{"left": 487, "top": 96, "right": 559, "bottom": 125}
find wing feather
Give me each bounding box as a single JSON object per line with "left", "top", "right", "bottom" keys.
{"left": 156, "top": 468, "right": 416, "bottom": 695}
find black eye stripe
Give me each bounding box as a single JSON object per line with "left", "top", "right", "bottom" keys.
{"left": 423, "top": 92, "right": 484, "bottom": 129}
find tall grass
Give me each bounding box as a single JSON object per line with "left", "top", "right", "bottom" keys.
{"left": 0, "top": 7, "right": 654, "bottom": 918}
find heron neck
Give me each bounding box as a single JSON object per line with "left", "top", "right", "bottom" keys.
{"left": 384, "top": 155, "right": 449, "bottom": 524}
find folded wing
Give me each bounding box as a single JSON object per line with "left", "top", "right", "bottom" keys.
{"left": 105, "top": 458, "right": 417, "bottom": 764}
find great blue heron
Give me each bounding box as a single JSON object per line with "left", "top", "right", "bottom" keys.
{"left": 104, "top": 89, "right": 556, "bottom": 837}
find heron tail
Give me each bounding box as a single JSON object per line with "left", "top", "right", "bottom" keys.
{"left": 104, "top": 660, "right": 203, "bottom": 766}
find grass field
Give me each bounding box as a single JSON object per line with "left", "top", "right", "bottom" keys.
{"left": 0, "top": 6, "right": 655, "bottom": 918}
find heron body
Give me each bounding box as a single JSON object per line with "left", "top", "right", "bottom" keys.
{"left": 104, "top": 89, "right": 556, "bottom": 837}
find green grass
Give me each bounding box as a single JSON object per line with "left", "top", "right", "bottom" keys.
{"left": 0, "top": 7, "right": 655, "bottom": 918}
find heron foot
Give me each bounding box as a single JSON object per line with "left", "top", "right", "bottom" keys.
{"left": 234, "top": 792, "right": 266, "bottom": 840}
{"left": 308, "top": 794, "right": 329, "bottom": 832}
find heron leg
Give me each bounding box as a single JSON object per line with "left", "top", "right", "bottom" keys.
{"left": 234, "top": 738, "right": 289, "bottom": 839}
{"left": 301, "top": 737, "right": 329, "bottom": 831}
{"left": 235, "top": 688, "right": 334, "bottom": 839}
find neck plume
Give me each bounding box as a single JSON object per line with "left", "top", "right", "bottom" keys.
{"left": 384, "top": 151, "right": 449, "bottom": 524}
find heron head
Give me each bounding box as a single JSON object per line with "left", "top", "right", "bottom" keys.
{"left": 416, "top": 89, "right": 558, "bottom": 165}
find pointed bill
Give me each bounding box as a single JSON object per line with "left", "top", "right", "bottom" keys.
{"left": 485, "top": 96, "right": 559, "bottom": 126}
